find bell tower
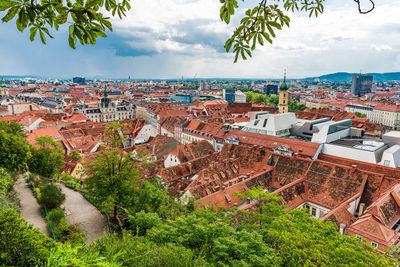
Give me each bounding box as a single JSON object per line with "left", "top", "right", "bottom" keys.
{"left": 278, "top": 70, "right": 289, "bottom": 113}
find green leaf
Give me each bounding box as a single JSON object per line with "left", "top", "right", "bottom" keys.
{"left": 56, "top": 11, "right": 68, "bottom": 25}
{"left": 103, "top": 19, "right": 112, "bottom": 31}
{"left": 257, "top": 33, "right": 264, "bottom": 46}
{"left": 2, "top": 6, "right": 19, "bottom": 23}
{"left": 225, "top": 38, "right": 234, "bottom": 52}
{"left": 39, "top": 30, "right": 46, "bottom": 44}
{"left": 68, "top": 35, "right": 76, "bottom": 49}
{"left": 0, "top": 0, "right": 16, "bottom": 12}
{"left": 29, "top": 27, "right": 38, "bottom": 41}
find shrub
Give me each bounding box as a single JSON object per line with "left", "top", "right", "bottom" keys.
{"left": 39, "top": 183, "right": 65, "bottom": 210}
{"left": 48, "top": 207, "right": 65, "bottom": 225}
{"left": 0, "top": 209, "right": 54, "bottom": 266}
{"left": 0, "top": 167, "right": 13, "bottom": 194}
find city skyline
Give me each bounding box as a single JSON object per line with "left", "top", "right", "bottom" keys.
{"left": 1, "top": 0, "right": 399, "bottom": 78}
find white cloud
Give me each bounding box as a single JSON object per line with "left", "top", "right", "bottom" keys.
{"left": 370, "top": 44, "right": 393, "bottom": 51}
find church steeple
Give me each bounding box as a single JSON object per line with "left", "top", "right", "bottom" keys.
{"left": 1, "top": 75, "right": 6, "bottom": 88}
{"left": 278, "top": 70, "right": 289, "bottom": 113}
{"left": 279, "top": 70, "right": 289, "bottom": 91}
{"left": 101, "top": 85, "right": 111, "bottom": 108}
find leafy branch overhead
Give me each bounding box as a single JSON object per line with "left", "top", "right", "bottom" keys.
{"left": 0, "top": 0, "right": 131, "bottom": 48}
{"left": 220, "top": 0, "right": 325, "bottom": 63}
{"left": 220, "top": 0, "right": 375, "bottom": 62}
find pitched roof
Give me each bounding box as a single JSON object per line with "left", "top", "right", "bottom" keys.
{"left": 347, "top": 214, "right": 400, "bottom": 246}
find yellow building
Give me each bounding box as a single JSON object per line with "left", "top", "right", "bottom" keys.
{"left": 278, "top": 73, "right": 289, "bottom": 113}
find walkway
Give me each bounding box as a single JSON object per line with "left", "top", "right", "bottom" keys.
{"left": 14, "top": 177, "right": 49, "bottom": 236}
{"left": 59, "top": 184, "right": 107, "bottom": 243}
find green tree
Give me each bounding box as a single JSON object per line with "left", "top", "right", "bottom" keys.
{"left": 0, "top": 208, "right": 54, "bottom": 266}
{"left": 0, "top": 121, "right": 30, "bottom": 171}
{"left": 85, "top": 148, "right": 139, "bottom": 220}
{"left": 355, "top": 111, "right": 367, "bottom": 118}
{"left": 39, "top": 183, "right": 65, "bottom": 210}
{"left": 68, "top": 150, "right": 82, "bottom": 160}
{"left": 28, "top": 135, "right": 65, "bottom": 178}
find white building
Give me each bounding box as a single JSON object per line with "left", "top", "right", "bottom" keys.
{"left": 74, "top": 88, "right": 135, "bottom": 122}
{"left": 241, "top": 112, "right": 297, "bottom": 137}
{"left": 380, "top": 145, "right": 400, "bottom": 168}
{"left": 234, "top": 90, "right": 246, "bottom": 103}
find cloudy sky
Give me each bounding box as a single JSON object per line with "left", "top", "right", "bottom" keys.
{"left": 0, "top": 0, "right": 399, "bottom": 79}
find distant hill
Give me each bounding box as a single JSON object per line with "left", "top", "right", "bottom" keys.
{"left": 304, "top": 72, "right": 400, "bottom": 82}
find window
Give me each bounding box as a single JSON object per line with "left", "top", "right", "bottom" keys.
{"left": 319, "top": 210, "right": 325, "bottom": 218}
{"left": 311, "top": 208, "right": 316, "bottom": 217}
{"left": 384, "top": 160, "right": 391, "bottom": 167}
{"left": 371, "top": 242, "right": 378, "bottom": 249}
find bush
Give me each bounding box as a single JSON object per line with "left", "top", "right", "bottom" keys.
{"left": 47, "top": 207, "right": 86, "bottom": 244}
{"left": 0, "top": 208, "right": 54, "bottom": 266}
{"left": 48, "top": 207, "right": 65, "bottom": 225}
{"left": 60, "top": 173, "right": 80, "bottom": 191}
{"left": 0, "top": 167, "right": 13, "bottom": 194}
{"left": 128, "top": 211, "right": 161, "bottom": 236}
{"left": 39, "top": 183, "right": 65, "bottom": 210}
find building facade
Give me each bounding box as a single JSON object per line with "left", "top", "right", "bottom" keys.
{"left": 74, "top": 87, "right": 135, "bottom": 122}
{"left": 351, "top": 74, "right": 373, "bottom": 97}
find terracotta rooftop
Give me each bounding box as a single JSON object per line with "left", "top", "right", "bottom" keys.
{"left": 347, "top": 214, "right": 400, "bottom": 246}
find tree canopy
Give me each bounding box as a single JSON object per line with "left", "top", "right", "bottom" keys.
{"left": 0, "top": 121, "right": 30, "bottom": 171}
{"left": 28, "top": 135, "right": 65, "bottom": 178}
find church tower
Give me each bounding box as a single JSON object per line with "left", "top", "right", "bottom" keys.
{"left": 0, "top": 75, "right": 8, "bottom": 96}
{"left": 278, "top": 71, "right": 289, "bottom": 113}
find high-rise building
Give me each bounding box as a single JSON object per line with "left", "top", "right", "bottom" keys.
{"left": 264, "top": 84, "right": 278, "bottom": 95}
{"left": 73, "top": 77, "right": 86, "bottom": 85}
{"left": 278, "top": 72, "right": 289, "bottom": 113}
{"left": 351, "top": 74, "right": 373, "bottom": 97}
{"left": 199, "top": 80, "right": 208, "bottom": 90}
{"left": 223, "top": 88, "right": 236, "bottom": 103}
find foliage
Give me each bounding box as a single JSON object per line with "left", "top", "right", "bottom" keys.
{"left": 0, "top": 121, "right": 30, "bottom": 171}
{"left": 88, "top": 232, "right": 206, "bottom": 266}
{"left": 28, "top": 135, "right": 65, "bottom": 178}
{"left": 221, "top": 0, "right": 325, "bottom": 62}
{"left": 0, "top": 168, "right": 19, "bottom": 212}
{"left": 48, "top": 207, "right": 86, "bottom": 244}
{"left": 147, "top": 211, "right": 281, "bottom": 266}
{"left": 245, "top": 91, "right": 279, "bottom": 106}
{"left": 39, "top": 183, "right": 65, "bottom": 210}
{"left": 0, "top": 208, "right": 54, "bottom": 266}
{"left": 60, "top": 172, "right": 81, "bottom": 191}
{"left": 0, "top": 0, "right": 131, "bottom": 48}
{"left": 262, "top": 208, "right": 393, "bottom": 266}
{"left": 128, "top": 211, "right": 161, "bottom": 236}
{"left": 85, "top": 148, "right": 139, "bottom": 219}
{"left": 47, "top": 243, "right": 115, "bottom": 266}
{"left": 68, "top": 150, "right": 82, "bottom": 160}
{"left": 288, "top": 99, "right": 307, "bottom": 112}
{"left": 244, "top": 91, "right": 307, "bottom": 112}
{"left": 355, "top": 111, "right": 367, "bottom": 118}
{"left": 0, "top": 167, "right": 13, "bottom": 195}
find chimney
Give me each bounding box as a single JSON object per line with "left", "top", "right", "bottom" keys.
{"left": 28, "top": 116, "right": 32, "bottom": 125}
{"left": 356, "top": 203, "right": 365, "bottom": 217}
{"left": 339, "top": 224, "right": 346, "bottom": 235}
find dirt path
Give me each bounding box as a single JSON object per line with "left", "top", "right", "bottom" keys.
{"left": 14, "top": 177, "right": 49, "bottom": 236}
{"left": 59, "top": 184, "right": 107, "bottom": 243}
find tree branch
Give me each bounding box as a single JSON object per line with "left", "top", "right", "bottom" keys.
{"left": 353, "top": 0, "right": 375, "bottom": 14}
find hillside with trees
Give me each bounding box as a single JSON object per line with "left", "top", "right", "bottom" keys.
{"left": 0, "top": 121, "right": 396, "bottom": 266}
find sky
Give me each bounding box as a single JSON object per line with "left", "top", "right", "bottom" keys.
{"left": 0, "top": 0, "right": 400, "bottom": 79}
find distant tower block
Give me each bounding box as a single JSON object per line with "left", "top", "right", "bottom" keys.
{"left": 278, "top": 70, "right": 289, "bottom": 113}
